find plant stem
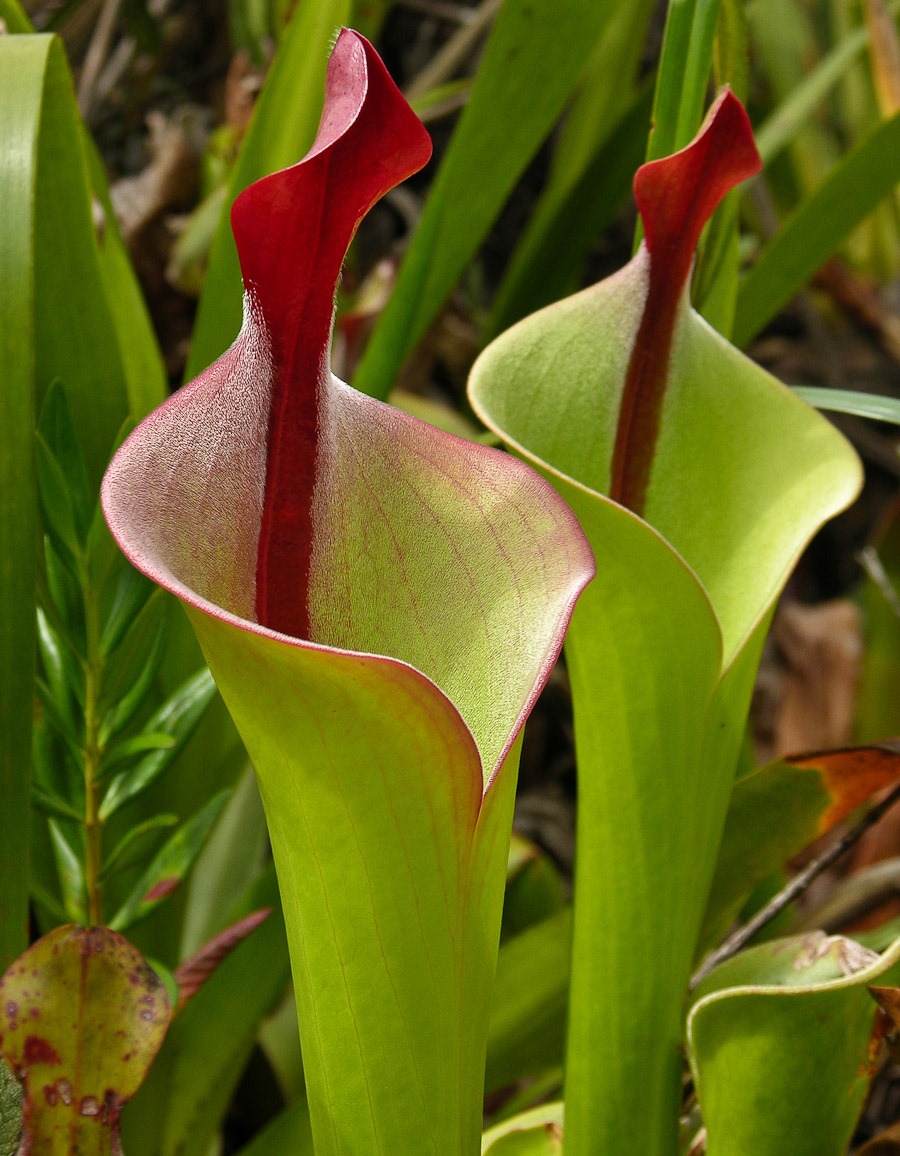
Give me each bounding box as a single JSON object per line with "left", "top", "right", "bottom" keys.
{"left": 83, "top": 594, "right": 104, "bottom": 927}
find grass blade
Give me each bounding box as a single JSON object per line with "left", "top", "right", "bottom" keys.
{"left": 487, "top": 80, "right": 653, "bottom": 339}
{"left": 753, "top": 7, "right": 900, "bottom": 166}
{"left": 793, "top": 385, "right": 900, "bottom": 424}
{"left": 646, "top": 0, "right": 723, "bottom": 162}
{"left": 185, "top": 0, "right": 350, "bottom": 378}
{"left": 735, "top": 107, "right": 900, "bottom": 347}
{"left": 353, "top": 0, "right": 619, "bottom": 399}
{"left": 0, "top": 33, "right": 39, "bottom": 968}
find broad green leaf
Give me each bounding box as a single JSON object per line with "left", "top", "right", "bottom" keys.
{"left": 0, "top": 925, "right": 170, "bottom": 1155}
{"left": 353, "top": 0, "right": 620, "bottom": 399}
{"left": 469, "top": 91, "right": 862, "bottom": 1156}
{"left": 735, "top": 108, "right": 900, "bottom": 347}
{"left": 688, "top": 934, "right": 900, "bottom": 1156}
{"left": 0, "top": 9, "right": 164, "bottom": 419}
{"left": 103, "top": 32, "right": 593, "bottom": 1156}
{"left": 482, "top": 1104, "right": 564, "bottom": 1155}
{"left": 185, "top": 0, "right": 350, "bottom": 378}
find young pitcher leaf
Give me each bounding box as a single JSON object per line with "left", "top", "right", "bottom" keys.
{"left": 481, "top": 1104, "right": 564, "bottom": 1155}
{"left": 469, "top": 89, "right": 862, "bottom": 1156}
{"left": 103, "top": 29, "right": 593, "bottom": 1156}
{"left": 0, "top": 925, "right": 170, "bottom": 1155}
{"left": 688, "top": 933, "right": 900, "bottom": 1156}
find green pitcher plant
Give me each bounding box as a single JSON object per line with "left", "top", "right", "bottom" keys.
{"left": 101, "top": 29, "right": 594, "bottom": 1156}
{"left": 687, "top": 931, "right": 900, "bottom": 1156}
{"left": 468, "top": 91, "right": 864, "bottom": 1156}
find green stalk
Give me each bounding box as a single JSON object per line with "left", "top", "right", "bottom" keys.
{"left": 82, "top": 596, "right": 104, "bottom": 927}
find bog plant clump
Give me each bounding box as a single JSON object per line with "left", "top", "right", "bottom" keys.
{"left": 6, "top": 3, "right": 900, "bottom": 1155}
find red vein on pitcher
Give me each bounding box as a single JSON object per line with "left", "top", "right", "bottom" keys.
{"left": 235, "top": 31, "right": 431, "bottom": 637}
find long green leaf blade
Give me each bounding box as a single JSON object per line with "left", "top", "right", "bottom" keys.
{"left": 0, "top": 32, "right": 40, "bottom": 969}
{"left": 735, "top": 108, "right": 900, "bottom": 347}
{"left": 793, "top": 385, "right": 900, "bottom": 424}
{"left": 185, "top": 0, "right": 350, "bottom": 378}
{"left": 487, "top": 83, "right": 652, "bottom": 339}
{"left": 753, "top": 5, "right": 900, "bottom": 166}
{"left": 159, "top": 870, "right": 291, "bottom": 1156}
{"left": 84, "top": 138, "right": 168, "bottom": 418}
{"left": 353, "top": 0, "right": 619, "bottom": 399}
{"left": 647, "top": 0, "right": 723, "bottom": 161}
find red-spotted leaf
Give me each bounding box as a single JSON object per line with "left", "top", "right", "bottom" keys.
{"left": 102, "top": 29, "right": 593, "bottom": 1156}
{"left": 0, "top": 925, "right": 170, "bottom": 1155}
{"left": 469, "top": 91, "right": 861, "bottom": 1156}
